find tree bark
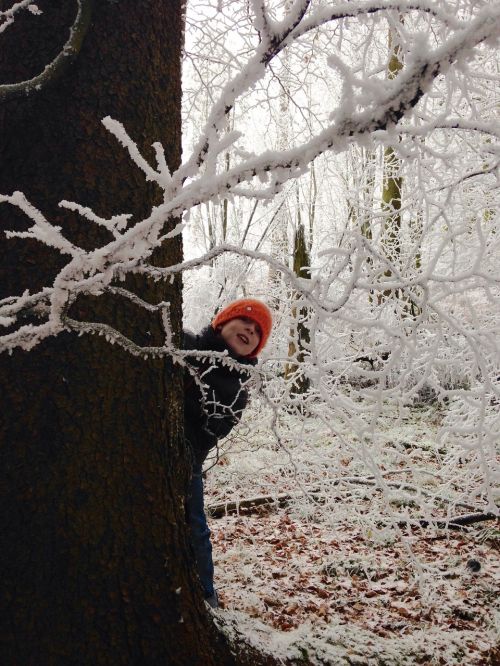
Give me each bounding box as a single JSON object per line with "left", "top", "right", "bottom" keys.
{"left": 285, "top": 218, "right": 311, "bottom": 395}
{"left": 0, "top": 2, "right": 240, "bottom": 663}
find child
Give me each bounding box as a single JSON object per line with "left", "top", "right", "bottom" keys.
{"left": 183, "top": 299, "right": 273, "bottom": 608}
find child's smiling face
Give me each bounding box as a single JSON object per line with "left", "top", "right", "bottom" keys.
{"left": 219, "top": 317, "right": 262, "bottom": 357}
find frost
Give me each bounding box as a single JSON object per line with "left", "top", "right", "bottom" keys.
{"left": 1, "top": 3, "right": 499, "bottom": 658}
{"left": 205, "top": 406, "right": 499, "bottom": 664}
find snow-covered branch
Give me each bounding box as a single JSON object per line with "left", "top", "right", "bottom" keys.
{"left": 0, "top": 0, "right": 92, "bottom": 101}
{"left": 1, "top": 0, "right": 499, "bottom": 359}
{"left": 0, "top": 0, "right": 40, "bottom": 34}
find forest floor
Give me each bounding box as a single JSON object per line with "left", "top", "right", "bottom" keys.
{"left": 205, "top": 404, "right": 499, "bottom": 665}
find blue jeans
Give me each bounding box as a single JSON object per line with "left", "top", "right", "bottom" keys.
{"left": 186, "top": 462, "right": 215, "bottom": 598}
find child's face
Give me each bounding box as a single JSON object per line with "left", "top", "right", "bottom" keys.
{"left": 219, "top": 317, "right": 261, "bottom": 356}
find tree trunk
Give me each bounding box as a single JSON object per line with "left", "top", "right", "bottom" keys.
{"left": 285, "top": 201, "right": 311, "bottom": 395}
{"left": 381, "top": 24, "right": 404, "bottom": 295}
{"left": 0, "top": 2, "right": 238, "bottom": 663}
{"left": 380, "top": 22, "right": 421, "bottom": 319}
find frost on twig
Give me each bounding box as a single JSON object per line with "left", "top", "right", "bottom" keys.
{"left": 1, "top": 0, "right": 499, "bottom": 360}
{"left": 0, "top": 0, "right": 93, "bottom": 101}
{"left": 101, "top": 117, "right": 173, "bottom": 191}
{"left": 0, "top": 0, "right": 41, "bottom": 35}
{"left": 59, "top": 201, "right": 131, "bottom": 239}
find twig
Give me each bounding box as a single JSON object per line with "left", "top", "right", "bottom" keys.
{"left": 0, "top": 0, "right": 93, "bottom": 102}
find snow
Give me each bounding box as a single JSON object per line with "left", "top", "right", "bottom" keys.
{"left": 1, "top": 0, "right": 499, "bottom": 659}
{"left": 206, "top": 404, "right": 499, "bottom": 664}
{"left": 2, "top": 0, "right": 499, "bottom": 366}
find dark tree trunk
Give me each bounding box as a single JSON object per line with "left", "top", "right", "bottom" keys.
{"left": 0, "top": 2, "right": 239, "bottom": 664}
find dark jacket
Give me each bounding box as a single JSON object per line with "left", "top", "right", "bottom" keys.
{"left": 183, "top": 326, "right": 257, "bottom": 461}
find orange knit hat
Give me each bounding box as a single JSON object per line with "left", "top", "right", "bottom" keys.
{"left": 212, "top": 298, "right": 273, "bottom": 357}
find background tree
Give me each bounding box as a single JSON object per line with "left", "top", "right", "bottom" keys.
{"left": 285, "top": 209, "right": 312, "bottom": 395}
{"left": 381, "top": 21, "right": 404, "bottom": 305}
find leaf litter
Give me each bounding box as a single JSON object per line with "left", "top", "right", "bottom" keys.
{"left": 205, "top": 405, "right": 499, "bottom": 665}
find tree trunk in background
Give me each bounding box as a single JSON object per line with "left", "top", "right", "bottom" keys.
{"left": 0, "top": 2, "right": 237, "bottom": 663}
{"left": 267, "top": 33, "right": 292, "bottom": 312}
{"left": 381, "top": 24, "right": 404, "bottom": 300}
{"left": 380, "top": 21, "right": 421, "bottom": 319}
{"left": 285, "top": 214, "right": 311, "bottom": 395}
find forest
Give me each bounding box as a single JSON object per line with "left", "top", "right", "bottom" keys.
{"left": 0, "top": 1, "right": 498, "bottom": 664}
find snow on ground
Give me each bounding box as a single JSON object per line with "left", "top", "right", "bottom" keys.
{"left": 204, "top": 404, "right": 499, "bottom": 665}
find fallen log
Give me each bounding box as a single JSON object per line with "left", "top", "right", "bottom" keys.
{"left": 207, "top": 490, "right": 498, "bottom": 530}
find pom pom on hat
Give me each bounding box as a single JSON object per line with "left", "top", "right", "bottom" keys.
{"left": 212, "top": 298, "right": 272, "bottom": 357}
